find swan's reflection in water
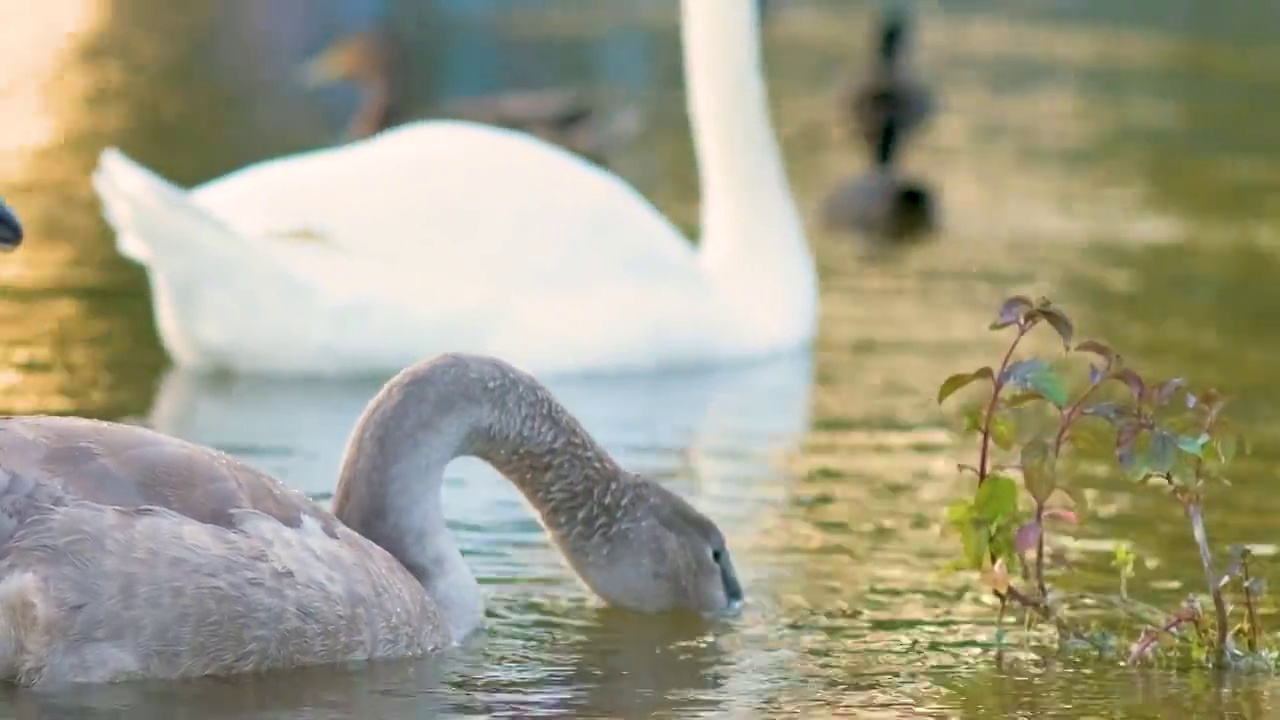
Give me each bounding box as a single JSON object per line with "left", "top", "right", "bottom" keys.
{"left": 3, "top": 609, "right": 733, "bottom": 718}
{"left": 51, "top": 354, "right": 815, "bottom": 716}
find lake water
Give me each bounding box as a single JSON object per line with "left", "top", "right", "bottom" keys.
{"left": 2, "top": 0, "right": 1280, "bottom": 717}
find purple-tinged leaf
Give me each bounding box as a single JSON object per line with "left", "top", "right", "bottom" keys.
{"left": 1127, "top": 627, "right": 1160, "bottom": 665}
{"left": 1088, "top": 363, "right": 1105, "bottom": 386}
{"left": 1082, "top": 401, "right": 1125, "bottom": 421}
{"left": 1015, "top": 521, "right": 1041, "bottom": 555}
{"left": 1020, "top": 439, "right": 1056, "bottom": 504}
{"left": 1035, "top": 307, "right": 1074, "bottom": 350}
{"left": 1154, "top": 378, "right": 1185, "bottom": 406}
{"left": 1044, "top": 508, "right": 1079, "bottom": 524}
{"left": 1074, "top": 339, "right": 1117, "bottom": 369}
{"left": 1110, "top": 368, "right": 1145, "bottom": 402}
{"left": 937, "top": 367, "right": 995, "bottom": 405}
{"left": 1116, "top": 424, "right": 1141, "bottom": 470}
{"left": 990, "top": 295, "right": 1035, "bottom": 330}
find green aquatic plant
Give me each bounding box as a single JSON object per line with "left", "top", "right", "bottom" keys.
{"left": 937, "top": 295, "right": 1270, "bottom": 670}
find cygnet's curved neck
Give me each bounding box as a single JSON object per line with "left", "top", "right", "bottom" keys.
{"left": 331, "top": 354, "right": 632, "bottom": 641}
{"left": 682, "top": 0, "right": 815, "bottom": 339}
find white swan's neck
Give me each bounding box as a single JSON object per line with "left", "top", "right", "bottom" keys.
{"left": 682, "top": 0, "right": 816, "bottom": 341}
{"left": 330, "top": 354, "right": 629, "bottom": 642}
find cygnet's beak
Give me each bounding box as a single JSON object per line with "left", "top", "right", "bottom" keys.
{"left": 297, "top": 45, "right": 350, "bottom": 89}
{"left": 0, "top": 200, "right": 23, "bottom": 252}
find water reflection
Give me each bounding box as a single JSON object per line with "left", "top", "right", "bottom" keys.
{"left": 1, "top": 609, "right": 737, "bottom": 718}
{"left": 7, "top": 357, "right": 814, "bottom": 716}
{"left": 147, "top": 354, "right": 814, "bottom": 594}
{"left": 3, "top": 0, "right": 1280, "bottom": 716}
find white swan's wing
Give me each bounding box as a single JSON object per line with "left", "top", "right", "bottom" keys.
{"left": 187, "top": 121, "right": 710, "bottom": 295}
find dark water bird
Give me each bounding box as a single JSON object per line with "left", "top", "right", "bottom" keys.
{"left": 300, "top": 25, "right": 639, "bottom": 167}
{"left": 839, "top": 4, "right": 935, "bottom": 159}
{"left": 0, "top": 353, "right": 742, "bottom": 686}
{"left": 819, "top": 114, "right": 936, "bottom": 243}
{"left": 0, "top": 198, "right": 23, "bottom": 251}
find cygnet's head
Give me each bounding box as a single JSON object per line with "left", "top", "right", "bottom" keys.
{"left": 0, "top": 199, "right": 23, "bottom": 251}
{"left": 562, "top": 478, "right": 744, "bottom": 618}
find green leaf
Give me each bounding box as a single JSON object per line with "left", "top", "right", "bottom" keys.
{"left": 937, "top": 367, "right": 994, "bottom": 405}
{"left": 990, "top": 523, "right": 1018, "bottom": 564}
{"left": 1002, "top": 391, "right": 1045, "bottom": 409}
{"left": 1213, "top": 432, "right": 1247, "bottom": 464}
{"left": 1176, "top": 432, "right": 1210, "bottom": 459}
{"left": 1053, "top": 486, "right": 1090, "bottom": 520}
{"left": 1020, "top": 438, "right": 1057, "bottom": 504}
{"left": 1081, "top": 401, "right": 1126, "bottom": 422}
{"left": 990, "top": 414, "right": 1017, "bottom": 450}
{"left": 1148, "top": 429, "right": 1177, "bottom": 474}
{"left": 944, "top": 499, "right": 972, "bottom": 527}
{"left": 962, "top": 524, "right": 989, "bottom": 568}
{"left": 1003, "top": 360, "right": 1069, "bottom": 407}
{"left": 974, "top": 474, "right": 1019, "bottom": 524}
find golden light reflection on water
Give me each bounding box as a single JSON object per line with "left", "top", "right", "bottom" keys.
{"left": 0, "top": 0, "right": 1279, "bottom": 716}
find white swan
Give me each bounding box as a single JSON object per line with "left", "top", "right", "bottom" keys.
{"left": 90, "top": 0, "right": 816, "bottom": 377}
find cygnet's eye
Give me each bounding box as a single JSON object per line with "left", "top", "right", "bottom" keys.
{"left": 711, "top": 548, "right": 724, "bottom": 565}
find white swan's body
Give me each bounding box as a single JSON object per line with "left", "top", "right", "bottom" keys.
{"left": 91, "top": 1, "right": 816, "bottom": 377}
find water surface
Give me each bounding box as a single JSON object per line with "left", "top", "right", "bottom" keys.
{"left": 1, "top": 0, "right": 1279, "bottom": 716}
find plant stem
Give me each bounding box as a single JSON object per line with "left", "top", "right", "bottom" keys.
{"left": 977, "top": 324, "right": 1033, "bottom": 485}
{"left": 1000, "top": 583, "right": 1077, "bottom": 638}
{"left": 1242, "top": 554, "right": 1260, "bottom": 653}
{"left": 1187, "top": 500, "right": 1229, "bottom": 663}
{"left": 1126, "top": 614, "right": 1192, "bottom": 665}
{"left": 1033, "top": 503, "right": 1048, "bottom": 601}
{"left": 1052, "top": 381, "right": 1103, "bottom": 455}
